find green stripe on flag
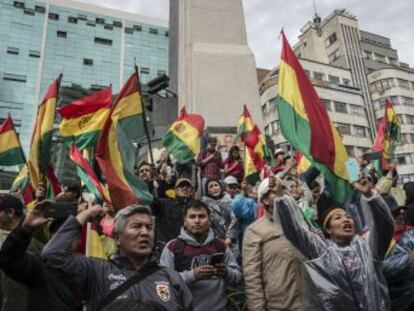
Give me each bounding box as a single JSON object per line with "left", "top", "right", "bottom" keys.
{"left": 0, "top": 147, "right": 25, "bottom": 166}
{"left": 162, "top": 130, "right": 195, "bottom": 164}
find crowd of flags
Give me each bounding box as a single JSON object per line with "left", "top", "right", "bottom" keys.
{"left": 0, "top": 30, "right": 401, "bottom": 214}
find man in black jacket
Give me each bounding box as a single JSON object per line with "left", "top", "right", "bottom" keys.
{"left": 0, "top": 201, "right": 83, "bottom": 311}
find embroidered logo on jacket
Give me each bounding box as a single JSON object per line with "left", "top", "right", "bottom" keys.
{"left": 155, "top": 281, "right": 171, "bottom": 302}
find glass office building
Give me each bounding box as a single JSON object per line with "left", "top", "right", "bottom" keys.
{"left": 0, "top": 0, "right": 168, "bottom": 153}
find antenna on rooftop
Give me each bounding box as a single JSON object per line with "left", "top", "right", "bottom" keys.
{"left": 312, "top": 0, "right": 321, "bottom": 24}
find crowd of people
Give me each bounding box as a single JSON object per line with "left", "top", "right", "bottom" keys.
{"left": 0, "top": 135, "right": 414, "bottom": 311}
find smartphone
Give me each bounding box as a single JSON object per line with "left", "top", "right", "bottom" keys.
{"left": 44, "top": 202, "right": 77, "bottom": 219}
{"left": 210, "top": 252, "right": 225, "bottom": 266}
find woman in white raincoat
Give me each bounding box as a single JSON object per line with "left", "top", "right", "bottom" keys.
{"left": 274, "top": 178, "right": 394, "bottom": 311}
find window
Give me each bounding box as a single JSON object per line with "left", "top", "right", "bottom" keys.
{"left": 57, "top": 31, "right": 67, "bottom": 38}
{"left": 140, "top": 67, "right": 150, "bottom": 74}
{"left": 264, "top": 125, "right": 270, "bottom": 136}
{"left": 7, "top": 47, "right": 19, "bottom": 55}
{"left": 24, "top": 8, "right": 34, "bottom": 15}
{"left": 354, "top": 125, "right": 366, "bottom": 137}
{"left": 364, "top": 50, "right": 372, "bottom": 60}
{"left": 165, "top": 31, "right": 169, "bottom": 37}
{"left": 68, "top": 17, "right": 77, "bottom": 24}
{"left": 389, "top": 58, "right": 398, "bottom": 66}
{"left": 397, "top": 154, "right": 412, "bottom": 165}
{"left": 86, "top": 21, "right": 96, "bottom": 27}
{"left": 49, "top": 13, "right": 59, "bottom": 20}
{"left": 397, "top": 79, "right": 410, "bottom": 89}
{"left": 125, "top": 28, "right": 133, "bottom": 34}
{"left": 157, "top": 70, "right": 166, "bottom": 76}
{"left": 104, "top": 24, "right": 113, "bottom": 30}
{"left": 402, "top": 97, "right": 414, "bottom": 107}
{"left": 328, "top": 75, "right": 340, "bottom": 84}
{"left": 94, "top": 37, "right": 112, "bottom": 46}
{"left": 313, "top": 72, "right": 325, "bottom": 81}
{"left": 271, "top": 121, "right": 279, "bottom": 134}
{"left": 406, "top": 115, "right": 414, "bottom": 125}
{"left": 321, "top": 99, "right": 331, "bottom": 111}
{"left": 149, "top": 28, "right": 159, "bottom": 35}
{"left": 398, "top": 114, "right": 405, "bottom": 124}
{"left": 411, "top": 82, "right": 414, "bottom": 90}
{"left": 35, "top": 5, "right": 45, "bottom": 13}
{"left": 96, "top": 18, "right": 105, "bottom": 24}
{"left": 261, "top": 103, "right": 267, "bottom": 115}
{"left": 336, "top": 123, "right": 351, "bottom": 135}
{"left": 390, "top": 96, "right": 399, "bottom": 105}
{"left": 133, "top": 25, "right": 142, "bottom": 31}
{"left": 304, "top": 70, "right": 311, "bottom": 78}
{"left": 334, "top": 101, "right": 347, "bottom": 113}
{"left": 342, "top": 78, "right": 351, "bottom": 86}
{"left": 77, "top": 14, "right": 87, "bottom": 21}
{"left": 83, "top": 58, "right": 93, "bottom": 66}
{"left": 29, "top": 50, "right": 40, "bottom": 58}
{"left": 113, "top": 21, "right": 122, "bottom": 28}
{"left": 399, "top": 134, "right": 408, "bottom": 145}
{"left": 3, "top": 73, "right": 26, "bottom": 82}
{"left": 375, "top": 54, "right": 386, "bottom": 63}
{"left": 326, "top": 32, "right": 337, "bottom": 47}
{"left": 13, "top": 1, "right": 24, "bottom": 8}
{"left": 328, "top": 49, "right": 340, "bottom": 63}
{"left": 349, "top": 104, "right": 364, "bottom": 115}
{"left": 411, "top": 134, "right": 414, "bottom": 144}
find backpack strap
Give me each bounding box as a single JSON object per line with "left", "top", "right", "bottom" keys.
{"left": 173, "top": 238, "right": 186, "bottom": 271}
{"left": 96, "top": 263, "right": 160, "bottom": 311}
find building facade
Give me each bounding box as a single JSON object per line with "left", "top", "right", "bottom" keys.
{"left": 260, "top": 58, "right": 371, "bottom": 157}
{"left": 0, "top": 0, "right": 169, "bottom": 153}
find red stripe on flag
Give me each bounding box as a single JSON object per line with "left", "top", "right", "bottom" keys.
{"left": 0, "top": 115, "right": 14, "bottom": 133}
{"left": 58, "top": 88, "right": 112, "bottom": 119}
{"left": 177, "top": 107, "right": 205, "bottom": 135}
{"left": 280, "top": 32, "right": 336, "bottom": 170}
{"left": 40, "top": 76, "right": 60, "bottom": 106}
{"left": 45, "top": 165, "right": 62, "bottom": 195}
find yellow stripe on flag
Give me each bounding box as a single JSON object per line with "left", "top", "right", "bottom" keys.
{"left": 0, "top": 130, "right": 20, "bottom": 153}
{"left": 170, "top": 119, "right": 200, "bottom": 154}
{"left": 112, "top": 92, "right": 143, "bottom": 121}
{"left": 331, "top": 123, "right": 349, "bottom": 179}
{"left": 85, "top": 222, "right": 106, "bottom": 259}
{"left": 59, "top": 108, "right": 110, "bottom": 137}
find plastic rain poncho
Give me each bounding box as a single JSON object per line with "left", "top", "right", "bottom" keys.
{"left": 276, "top": 193, "right": 394, "bottom": 311}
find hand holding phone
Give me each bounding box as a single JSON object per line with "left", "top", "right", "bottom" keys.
{"left": 210, "top": 252, "right": 225, "bottom": 266}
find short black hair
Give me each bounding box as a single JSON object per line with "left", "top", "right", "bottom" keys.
{"left": 137, "top": 161, "right": 151, "bottom": 170}
{"left": 63, "top": 182, "right": 81, "bottom": 200}
{"left": 207, "top": 136, "right": 217, "bottom": 144}
{"left": 0, "top": 195, "right": 24, "bottom": 216}
{"left": 309, "top": 180, "right": 321, "bottom": 190}
{"left": 184, "top": 199, "right": 210, "bottom": 216}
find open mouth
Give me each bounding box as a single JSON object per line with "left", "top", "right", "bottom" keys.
{"left": 138, "top": 240, "right": 151, "bottom": 247}
{"left": 342, "top": 223, "right": 352, "bottom": 232}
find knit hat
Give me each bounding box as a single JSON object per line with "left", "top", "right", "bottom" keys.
{"left": 317, "top": 191, "right": 344, "bottom": 230}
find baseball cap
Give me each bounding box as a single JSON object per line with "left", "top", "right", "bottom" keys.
{"left": 258, "top": 178, "right": 270, "bottom": 202}
{"left": 274, "top": 148, "right": 285, "bottom": 155}
{"left": 175, "top": 178, "right": 194, "bottom": 188}
{"left": 223, "top": 176, "right": 239, "bottom": 185}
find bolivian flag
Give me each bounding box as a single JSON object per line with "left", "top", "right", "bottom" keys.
{"left": 233, "top": 105, "right": 255, "bottom": 143}
{"left": 244, "top": 125, "right": 274, "bottom": 184}
{"left": 0, "top": 115, "right": 25, "bottom": 166}
{"left": 373, "top": 98, "right": 400, "bottom": 170}
{"left": 277, "top": 32, "right": 353, "bottom": 204}
{"left": 95, "top": 72, "right": 153, "bottom": 209}
{"left": 69, "top": 143, "right": 111, "bottom": 203}
{"left": 162, "top": 107, "right": 205, "bottom": 164}
{"left": 11, "top": 164, "right": 36, "bottom": 210}
{"left": 27, "top": 75, "right": 61, "bottom": 189}
{"left": 58, "top": 88, "right": 112, "bottom": 150}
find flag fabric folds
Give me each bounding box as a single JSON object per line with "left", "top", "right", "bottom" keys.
{"left": 244, "top": 125, "right": 274, "bottom": 184}
{"left": 11, "top": 164, "right": 36, "bottom": 209}
{"left": 69, "top": 143, "right": 110, "bottom": 203}
{"left": 373, "top": 98, "right": 400, "bottom": 170}
{"left": 277, "top": 32, "right": 353, "bottom": 204}
{"left": 0, "top": 115, "right": 25, "bottom": 166}
{"left": 58, "top": 88, "right": 112, "bottom": 150}
{"left": 233, "top": 104, "right": 255, "bottom": 143}
{"left": 162, "top": 107, "right": 205, "bottom": 164}
{"left": 27, "top": 76, "right": 61, "bottom": 189}
{"left": 95, "top": 73, "right": 153, "bottom": 209}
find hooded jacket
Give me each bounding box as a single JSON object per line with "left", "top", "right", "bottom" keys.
{"left": 201, "top": 195, "right": 232, "bottom": 239}
{"left": 42, "top": 216, "right": 193, "bottom": 311}
{"left": 276, "top": 193, "right": 393, "bottom": 311}
{"left": 160, "top": 228, "right": 242, "bottom": 311}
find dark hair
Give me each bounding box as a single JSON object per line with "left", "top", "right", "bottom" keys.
{"left": 137, "top": 161, "right": 151, "bottom": 170}
{"left": 184, "top": 199, "right": 210, "bottom": 216}
{"left": 63, "top": 182, "right": 81, "bottom": 200}
{"left": 0, "top": 195, "right": 24, "bottom": 216}
{"left": 207, "top": 136, "right": 217, "bottom": 144}
{"left": 227, "top": 145, "right": 240, "bottom": 162}
{"left": 205, "top": 179, "right": 224, "bottom": 199}
{"left": 309, "top": 180, "right": 321, "bottom": 190}
{"left": 104, "top": 299, "right": 167, "bottom": 311}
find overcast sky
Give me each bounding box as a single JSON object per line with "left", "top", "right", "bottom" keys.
{"left": 81, "top": 0, "right": 414, "bottom": 70}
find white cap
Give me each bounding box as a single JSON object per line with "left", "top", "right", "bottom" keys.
{"left": 258, "top": 178, "right": 270, "bottom": 202}
{"left": 274, "top": 148, "right": 285, "bottom": 155}
{"left": 223, "top": 175, "right": 239, "bottom": 185}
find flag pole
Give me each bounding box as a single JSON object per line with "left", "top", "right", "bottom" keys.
{"left": 133, "top": 61, "right": 154, "bottom": 165}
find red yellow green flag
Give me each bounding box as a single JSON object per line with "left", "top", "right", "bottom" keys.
{"left": 162, "top": 107, "right": 205, "bottom": 164}
{"left": 277, "top": 32, "right": 353, "bottom": 204}
{"left": 244, "top": 125, "right": 274, "bottom": 184}
{"left": 58, "top": 88, "right": 112, "bottom": 150}
{"left": 372, "top": 98, "right": 400, "bottom": 170}
{"left": 233, "top": 105, "right": 255, "bottom": 143}
{"left": 27, "top": 75, "right": 61, "bottom": 189}
{"left": 11, "top": 164, "right": 36, "bottom": 210}
{"left": 95, "top": 73, "right": 153, "bottom": 209}
{"left": 0, "top": 115, "right": 25, "bottom": 166}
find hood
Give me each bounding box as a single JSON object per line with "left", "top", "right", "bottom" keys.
{"left": 178, "top": 227, "right": 215, "bottom": 246}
